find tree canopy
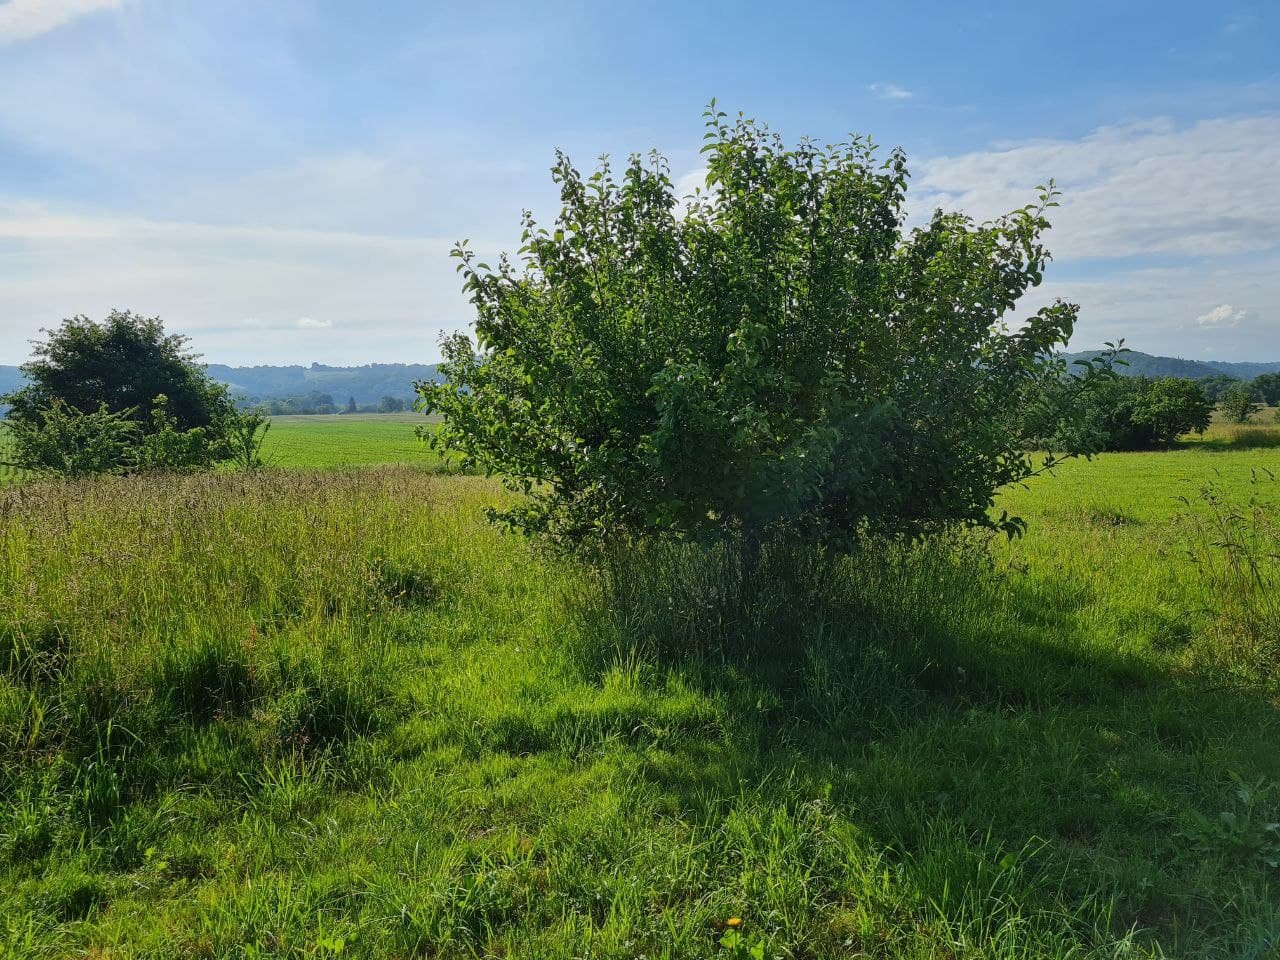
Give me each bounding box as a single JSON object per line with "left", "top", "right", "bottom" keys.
{"left": 5, "top": 310, "right": 232, "bottom": 433}
{"left": 1028, "top": 376, "right": 1210, "bottom": 451}
{"left": 3, "top": 310, "right": 268, "bottom": 476}
{"left": 1220, "top": 382, "right": 1262, "bottom": 424}
{"left": 1250, "top": 372, "right": 1280, "bottom": 406}
{"left": 420, "top": 106, "right": 1110, "bottom": 552}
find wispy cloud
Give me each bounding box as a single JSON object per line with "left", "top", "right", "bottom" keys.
{"left": 1196, "top": 303, "right": 1246, "bottom": 328}
{"left": 869, "top": 82, "right": 914, "bottom": 101}
{"left": 914, "top": 118, "right": 1280, "bottom": 355}
{"left": 0, "top": 0, "right": 123, "bottom": 45}
{"left": 0, "top": 207, "right": 454, "bottom": 252}
{"left": 0, "top": 203, "right": 475, "bottom": 364}
{"left": 1223, "top": 13, "right": 1259, "bottom": 34}
{"left": 913, "top": 116, "right": 1280, "bottom": 259}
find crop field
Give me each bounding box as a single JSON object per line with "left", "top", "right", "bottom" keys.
{"left": 1, "top": 422, "right": 1279, "bottom": 957}
{"left": 260, "top": 414, "right": 442, "bottom": 470}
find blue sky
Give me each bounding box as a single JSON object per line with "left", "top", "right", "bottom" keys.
{"left": 1, "top": 0, "right": 1278, "bottom": 364}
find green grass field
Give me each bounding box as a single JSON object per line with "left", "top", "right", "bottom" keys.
{"left": 260, "top": 414, "right": 442, "bottom": 470}
{"left": 2, "top": 420, "right": 1279, "bottom": 957}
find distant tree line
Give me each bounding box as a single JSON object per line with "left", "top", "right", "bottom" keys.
{"left": 242, "top": 392, "right": 411, "bottom": 415}
{"left": 1024, "top": 370, "right": 1279, "bottom": 452}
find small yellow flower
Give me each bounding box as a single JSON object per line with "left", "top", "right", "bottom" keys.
{"left": 725, "top": 917, "right": 742, "bottom": 928}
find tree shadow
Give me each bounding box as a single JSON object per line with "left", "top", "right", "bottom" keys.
{"left": 571, "top": 539, "right": 1280, "bottom": 956}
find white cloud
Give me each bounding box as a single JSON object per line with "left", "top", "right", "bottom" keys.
{"left": 1195, "top": 303, "right": 1246, "bottom": 328}
{"left": 674, "top": 167, "right": 709, "bottom": 197}
{"left": 910, "top": 116, "right": 1280, "bottom": 357}
{"left": 1223, "top": 13, "right": 1258, "bottom": 34}
{"left": 0, "top": 202, "right": 478, "bottom": 364}
{"left": 0, "top": 0, "right": 123, "bottom": 45}
{"left": 869, "top": 82, "right": 914, "bottom": 101}
{"left": 0, "top": 206, "right": 448, "bottom": 251}
{"left": 296, "top": 317, "right": 332, "bottom": 329}
{"left": 1011, "top": 262, "right": 1280, "bottom": 358}
{"left": 912, "top": 116, "right": 1280, "bottom": 259}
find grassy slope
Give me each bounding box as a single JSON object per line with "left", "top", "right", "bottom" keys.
{"left": 1, "top": 431, "right": 1279, "bottom": 957}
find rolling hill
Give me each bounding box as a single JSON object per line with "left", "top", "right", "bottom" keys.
{"left": 0, "top": 351, "right": 1276, "bottom": 409}
{"left": 0, "top": 362, "right": 439, "bottom": 408}
{"left": 1062, "top": 350, "right": 1280, "bottom": 380}
{"left": 205, "top": 362, "right": 439, "bottom": 406}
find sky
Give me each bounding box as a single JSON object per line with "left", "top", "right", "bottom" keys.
{"left": 1, "top": 0, "right": 1278, "bottom": 366}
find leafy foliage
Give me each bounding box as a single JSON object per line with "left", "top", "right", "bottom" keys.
{"left": 1026, "top": 376, "right": 1211, "bottom": 452}
{"left": 5, "top": 400, "right": 140, "bottom": 476}
{"left": 3, "top": 312, "right": 271, "bottom": 476}
{"left": 1250, "top": 373, "right": 1280, "bottom": 406}
{"left": 1197, "top": 374, "right": 1241, "bottom": 404}
{"left": 224, "top": 409, "right": 271, "bottom": 471}
{"left": 136, "top": 396, "right": 223, "bottom": 473}
{"left": 1134, "top": 378, "right": 1214, "bottom": 444}
{"left": 1220, "top": 382, "right": 1262, "bottom": 424}
{"left": 5, "top": 310, "right": 232, "bottom": 434}
{"left": 5, "top": 395, "right": 269, "bottom": 477}
{"left": 420, "top": 106, "right": 1106, "bottom": 551}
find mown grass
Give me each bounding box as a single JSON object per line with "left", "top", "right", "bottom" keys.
{"left": 258, "top": 414, "right": 442, "bottom": 470}
{"left": 0, "top": 445, "right": 1278, "bottom": 957}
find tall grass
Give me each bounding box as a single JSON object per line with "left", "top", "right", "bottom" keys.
{"left": 1, "top": 467, "right": 1278, "bottom": 957}
{"left": 1179, "top": 470, "right": 1280, "bottom": 680}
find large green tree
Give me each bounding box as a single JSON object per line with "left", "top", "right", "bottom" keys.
{"left": 420, "top": 107, "right": 1111, "bottom": 552}
{"left": 1250, "top": 372, "right": 1280, "bottom": 406}
{"left": 5, "top": 310, "right": 232, "bottom": 434}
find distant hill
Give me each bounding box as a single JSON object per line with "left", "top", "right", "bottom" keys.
{"left": 1, "top": 351, "right": 1276, "bottom": 408}
{"left": 0, "top": 362, "right": 439, "bottom": 409}
{"left": 205, "top": 363, "right": 439, "bottom": 406}
{"left": 1062, "top": 350, "right": 1280, "bottom": 380}
{"left": 0, "top": 366, "right": 24, "bottom": 397}
{"left": 1201, "top": 359, "right": 1280, "bottom": 379}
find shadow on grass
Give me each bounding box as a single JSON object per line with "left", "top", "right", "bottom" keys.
{"left": 568, "top": 537, "right": 1280, "bottom": 957}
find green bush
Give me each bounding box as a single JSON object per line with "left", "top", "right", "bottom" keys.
{"left": 136, "top": 395, "right": 222, "bottom": 472}
{"left": 1026, "top": 376, "right": 1210, "bottom": 451}
{"left": 421, "top": 106, "right": 1107, "bottom": 552}
{"left": 1220, "top": 382, "right": 1262, "bottom": 424}
{"left": 5, "top": 400, "right": 140, "bottom": 476}
{"left": 6, "top": 396, "right": 267, "bottom": 477}
{"left": 1, "top": 310, "right": 274, "bottom": 477}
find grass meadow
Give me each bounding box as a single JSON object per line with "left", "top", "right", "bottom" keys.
{"left": 259, "top": 415, "right": 442, "bottom": 470}
{"left": 1, "top": 417, "right": 1279, "bottom": 957}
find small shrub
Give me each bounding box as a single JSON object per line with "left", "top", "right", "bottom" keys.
{"left": 225, "top": 408, "right": 271, "bottom": 470}
{"left": 1220, "top": 382, "right": 1262, "bottom": 424}
{"left": 136, "top": 395, "right": 221, "bottom": 472}
{"left": 1028, "top": 375, "right": 1211, "bottom": 451}
{"left": 5, "top": 400, "right": 139, "bottom": 476}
